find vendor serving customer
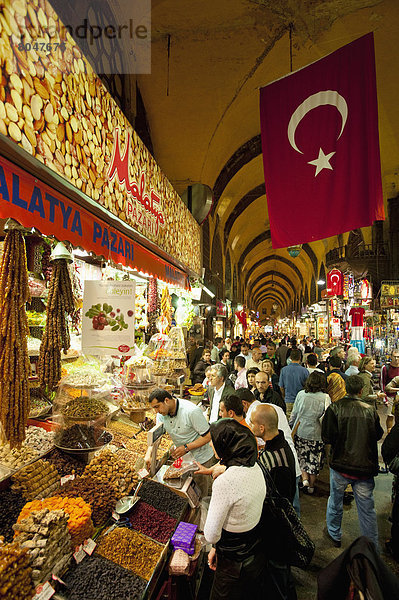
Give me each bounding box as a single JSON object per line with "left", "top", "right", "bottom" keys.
{"left": 146, "top": 389, "right": 217, "bottom": 496}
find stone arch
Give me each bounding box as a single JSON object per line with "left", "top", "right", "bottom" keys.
{"left": 318, "top": 263, "right": 326, "bottom": 301}
{"left": 310, "top": 276, "right": 317, "bottom": 304}
{"left": 211, "top": 231, "right": 224, "bottom": 298}
{"left": 225, "top": 251, "right": 232, "bottom": 299}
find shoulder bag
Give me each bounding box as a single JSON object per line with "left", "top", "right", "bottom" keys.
{"left": 388, "top": 454, "right": 399, "bottom": 476}
{"left": 257, "top": 459, "right": 315, "bottom": 569}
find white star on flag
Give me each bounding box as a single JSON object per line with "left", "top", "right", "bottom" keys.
{"left": 308, "top": 148, "right": 336, "bottom": 176}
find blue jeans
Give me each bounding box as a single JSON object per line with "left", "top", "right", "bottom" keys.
{"left": 326, "top": 468, "right": 379, "bottom": 550}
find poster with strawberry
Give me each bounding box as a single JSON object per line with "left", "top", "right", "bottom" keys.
{"left": 82, "top": 281, "right": 136, "bottom": 355}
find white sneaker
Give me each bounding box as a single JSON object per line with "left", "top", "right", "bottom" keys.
{"left": 307, "top": 487, "right": 314, "bottom": 494}
{"left": 302, "top": 480, "right": 309, "bottom": 488}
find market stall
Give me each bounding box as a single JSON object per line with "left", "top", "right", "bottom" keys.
{"left": 0, "top": 1, "right": 204, "bottom": 597}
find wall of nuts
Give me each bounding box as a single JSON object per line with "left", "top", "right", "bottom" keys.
{"left": 0, "top": 0, "right": 201, "bottom": 273}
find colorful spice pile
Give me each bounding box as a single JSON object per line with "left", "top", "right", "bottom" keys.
{"left": 129, "top": 502, "right": 177, "bottom": 543}
{"left": 96, "top": 527, "right": 163, "bottom": 580}
{"left": 17, "top": 496, "right": 93, "bottom": 549}
{"left": 82, "top": 448, "right": 138, "bottom": 498}
{"left": 55, "top": 424, "right": 112, "bottom": 450}
{"left": 13, "top": 508, "right": 71, "bottom": 584}
{"left": 138, "top": 479, "right": 188, "bottom": 519}
{"left": 0, "top": 229, "right": 31, "bottom": 448}
{"left": 61, "top": 397, "right": 108, "bottom": 419}
{"left": 44, "top": 448, "right": 86, "bottom": 477}
{"left": 63, "top": 554, "right": 147, "bottom": 600}
{"left": 11, "top": 459, "right": 59, "bottom": 500}
{"left": 0, "top": 541, "right": 35, "bottom": 600}
{"left": 0, "top": 489, "right": 26, "bottom": 543}
{"left": 38, "top": 258, "right": 74, "bottom": 390}
{"left": 57, "top": 476, "right": 115, "bottom": 526}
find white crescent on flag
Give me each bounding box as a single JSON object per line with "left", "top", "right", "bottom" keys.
{"left": 287, "top": 90, "right": 348, "bottom": 176}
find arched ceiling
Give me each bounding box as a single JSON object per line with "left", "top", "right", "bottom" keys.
{"left": 137, "top": 0, "right": 399, "bottom": 315}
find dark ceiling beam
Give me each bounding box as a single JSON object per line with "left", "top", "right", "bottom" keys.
{"left": 248, "top": 270, "right": 296, "bottom": 297}
{"left": 252, "top": 279, "right": 292, "bottom": 304}
{"left": 302, "top": 243, "right": 319, "bottom": 275}
{"left": 212, "top": 135, "right": 262, "bottom": 216}
{"left": 244, "top": 254, "right": 303, "bottom": 287}
{"left": 238, "top": 231, "right": 271, "bottom": 271}
{"left": 256, "top": 293, "right": 287, "bottom": 308}
{"left": 224, "top": 183, "right": 265, "bottom": 247}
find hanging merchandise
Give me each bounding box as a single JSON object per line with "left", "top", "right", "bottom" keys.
{"left": 147, "top": 277, "right": 159, "bottom": 335}
{"left": 0, "top": 227, "right": 31, "bottom": 447}
{"left": 160, "top": 286, "right": 172, "bottom": 333}
{"left": 327, "top": 268, "right": 344, "bottom": 296}
{"left": 349, "top": 305, "right": 366, "bottom": 353}
{"left": 38, "top": 250, "right": 75, "bottom": 391}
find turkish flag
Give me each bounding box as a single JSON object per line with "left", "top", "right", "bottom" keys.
{"left": 259, "top": 33, "right": 384, "bottom": 249}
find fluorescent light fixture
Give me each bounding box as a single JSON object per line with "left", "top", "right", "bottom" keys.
{"left": 317, "top": 279, "right": 325, "bottom": 285}
{"left": 202, "top": 285, "right": 215, "bottom": 298}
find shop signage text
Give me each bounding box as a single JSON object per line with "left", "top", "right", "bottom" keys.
{"left": 108, "top": 129, "right": 165, "bottom": 236}
{"left": 0, "top": 156, "right": 188, "bottom": 288}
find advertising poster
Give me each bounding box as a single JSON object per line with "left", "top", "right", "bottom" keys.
{"left": 82, "top": 281, "right": 135, "bottom": 355}
{"left": 331, "top": 317, "right": 341, "bottom": 339}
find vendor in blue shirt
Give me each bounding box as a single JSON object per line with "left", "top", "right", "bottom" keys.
{"left": 147, "top": 389, "right": 216, "bottom": 496}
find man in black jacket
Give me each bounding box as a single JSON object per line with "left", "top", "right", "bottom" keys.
{"left": 322, "top": 375, "right": 383, "bottom": 549}
{"left": 381, "top": 412, "right": 399, "bottom": 560}
{"left": 254, "top": 371, "right": 286, "bottom": 414}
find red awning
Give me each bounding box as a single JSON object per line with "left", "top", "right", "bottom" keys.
{"left": 0, "top": 156, "right": 188, "bottom": 288}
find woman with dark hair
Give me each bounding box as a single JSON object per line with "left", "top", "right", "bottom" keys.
{"left": 246, "top": 367, "right": 260, "bottom": 393}
{"left": 192, "top": 348, "right": 214, "bottom": 384}
{"left": 289, "top": 371, "right": 330, "bottom": 494}
{"left": 204, "top": 419, "right": 266, "bottom": 600}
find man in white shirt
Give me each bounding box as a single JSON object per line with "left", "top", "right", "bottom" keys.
{"left": 235, "top": 388, "right": 261, "bottom": 426}
{"left": 238, "top": 342, "right": 252, "bottom": 360}
{"left": 306, "top": 353, "right": 325, "bottom": 374}
{"left": 245, "top": 346, "right": 263, "bottom": 370}
{"left": 208, "top": 364, "right": 235, "bottom": 423}
{"left": 345, "top": 355, "right": 360, "bottom": 376}
{"left": 234, "top": 355, "right": 248, "bottom": 389}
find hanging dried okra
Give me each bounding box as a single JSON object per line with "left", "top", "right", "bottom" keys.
{"left": 0, "top": 229, "right": 31, "bottom": 448}
{"left": 38, "top": 258, "right": 74, "bottom": 390}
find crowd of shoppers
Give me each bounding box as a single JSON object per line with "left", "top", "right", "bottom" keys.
{"left": 174, "top": 333, "right": 399, "bottom": 598}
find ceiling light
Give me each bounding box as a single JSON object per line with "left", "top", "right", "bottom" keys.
{"left": 202, "top": 285, "right": 215, "bottom": 298}
{"left": 317, "top": 279, "right": 325, "bottom": 285}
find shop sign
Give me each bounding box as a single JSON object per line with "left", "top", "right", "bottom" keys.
{"left": 82, "top": 280, "right": 135, "bottom": 355}
{"left": 353, "top": 279, "right": 372, "bottom": 301}
{"left": 327, "top": 268, "right": 344, "bottom": 296}
{"left": 331, "top": 317, "right": 341, "bottom": 338}
{"left": 0, "top": 0, "right": 200, "bottom": 273}
{"left": 381, "top": 281, "right": 399, "bottom": 297}
{"left": 0, "top": 156, "right": 188, "bottom": 287}
{"left": 216, "top": 300, "right": 226, "bottom": 317}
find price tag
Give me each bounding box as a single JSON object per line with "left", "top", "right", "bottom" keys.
{"left": 51, "top": 573, "right": 66, "bottom": 586}
{"left": 33, "top": 582, "right": 55, "bottom": 600}
{"left": 138, "top": 468, "right": 149, "bottom": 479}
{"left": 60, "top": 474, "right": 75, "bottom": 486}
{"left": 83, "top": 538, "right": 96, "bottom": 555}
{"left": 73, "top": 544, "right": 86, "bottom": 564}
{"left": 112, "top": 511, "right": 120, "bottom": 521}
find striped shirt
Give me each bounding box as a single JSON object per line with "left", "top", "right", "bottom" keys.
{"left": 258, "top": 430, "right": 297, "bottom": 503}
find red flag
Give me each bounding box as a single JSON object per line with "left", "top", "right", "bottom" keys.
{"left": 259, "top": 33, "right": 384, "bottom": 249}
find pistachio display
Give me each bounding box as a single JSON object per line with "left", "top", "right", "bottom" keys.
{"left": 0, "top": 229, "right": 31, "bottom": 447}
{"left": 38, "top": 258, "right": 74, "bottom": 390}
{"left": 61, "top": 397, "right": 108, "bottom": 419}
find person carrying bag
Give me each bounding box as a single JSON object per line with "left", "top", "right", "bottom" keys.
{"left": 257, "top": 459, "right": 315, "bottom": 569}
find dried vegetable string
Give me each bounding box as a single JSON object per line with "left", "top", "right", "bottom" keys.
{"left": 38, "top": 259, "right": 74, "bottom": 390}
{"left": 0, "top": 230, "right": 31, "bottom": 448}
